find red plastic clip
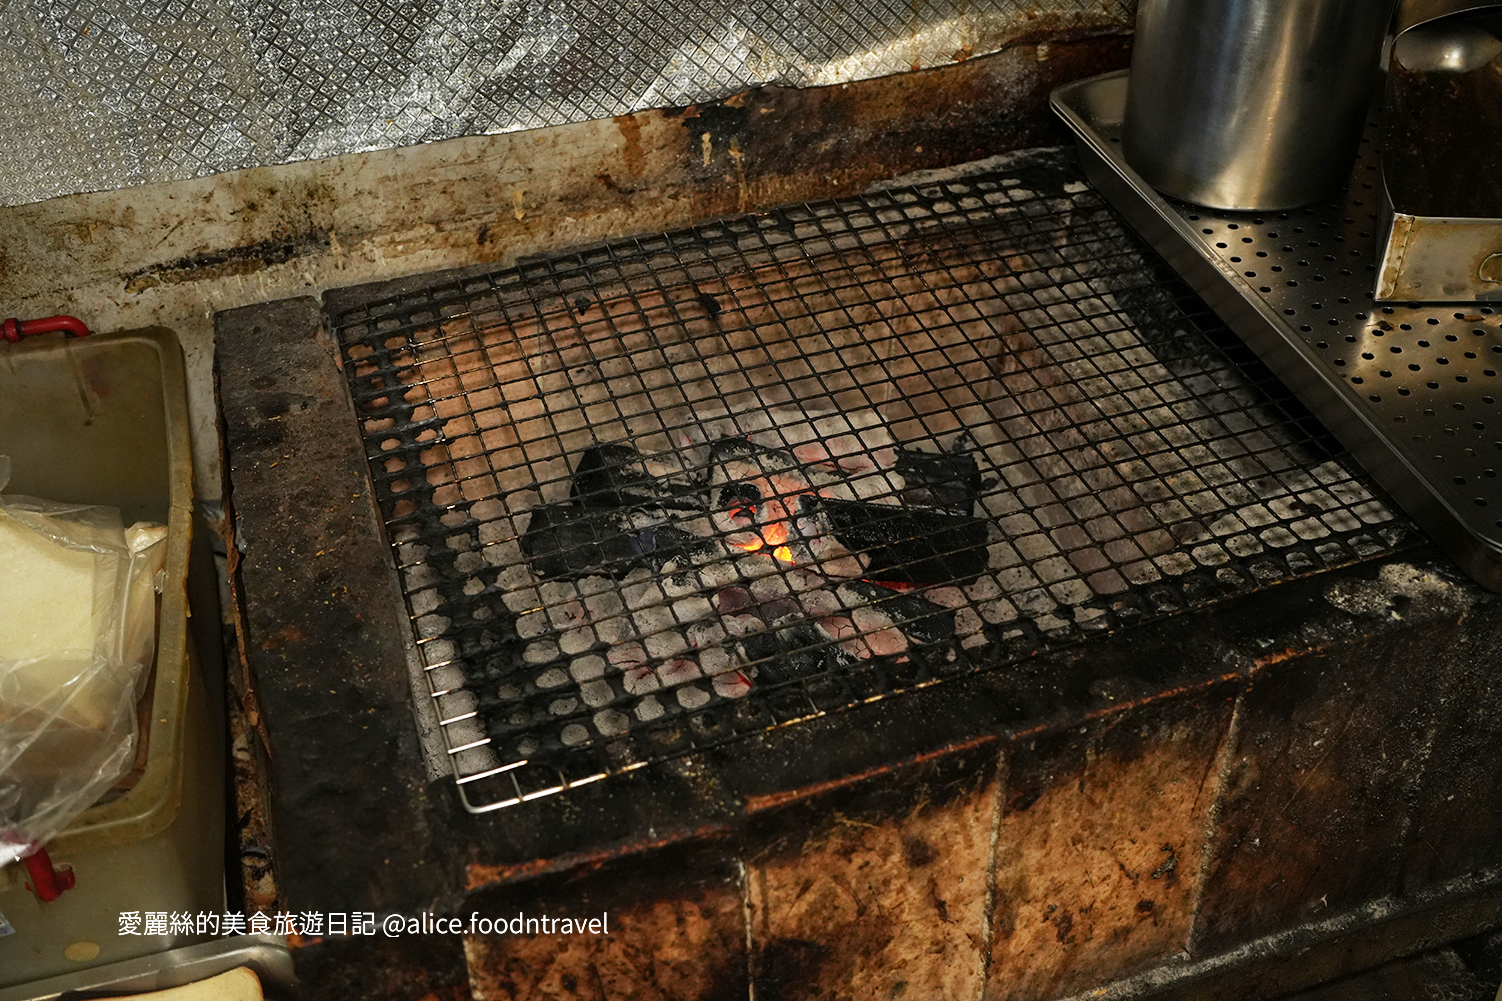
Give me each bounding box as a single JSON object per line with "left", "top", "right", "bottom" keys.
{"left": 1, "top": 315, "right": 91, "bottom": 343}
{"left": 21, "top": 846, "right": 75, "bottom": 902}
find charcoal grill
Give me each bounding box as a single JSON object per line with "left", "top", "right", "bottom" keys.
{"left": 328, "top": 150, "right": 1407, "bottom": 813}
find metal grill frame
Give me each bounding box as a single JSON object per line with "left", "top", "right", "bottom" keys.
{"left": 330, "top": 149, "right": 1410, "bottom": 813}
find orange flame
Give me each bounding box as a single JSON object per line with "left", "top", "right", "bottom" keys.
{"left": 731, "top": 519, "right": 796, "bottom": 563}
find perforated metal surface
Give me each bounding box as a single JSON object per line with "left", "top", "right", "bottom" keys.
{"left": 1189, "top": 137, "right": 1502, "bottom": 548}
{"left": 1056, "top": 71, "right": 1502, "bottom": 590}
{"left": 331, "top": 150, "right": 1408, "bottom": 812}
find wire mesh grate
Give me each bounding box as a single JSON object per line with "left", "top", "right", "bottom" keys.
{"left": 330, "top": 149, "right": 1410, "bottom": 812}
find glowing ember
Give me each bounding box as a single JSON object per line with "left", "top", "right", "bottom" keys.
{"left": 728, "top": 494, "right": 800, "bottom": 563}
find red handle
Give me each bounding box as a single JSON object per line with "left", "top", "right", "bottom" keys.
{"left": 2, "top": 315, "right": 91, "bottom": 342}
{"left": 22, "top": 846, "right": 75, "bottom": 902}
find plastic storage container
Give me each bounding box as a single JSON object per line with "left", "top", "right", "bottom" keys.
{"left": 0, "top": 328, "right": 225, "bottom": 988}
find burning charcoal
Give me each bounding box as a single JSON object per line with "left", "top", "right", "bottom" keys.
{"left": 720, "top": 612, "right": 764, "bottom": 638}
{"left": 671, "top": 595, "right": 714, "bottom": 625}
{"left": 656, "top": 657, "right": 702, "bottom": 687}
{"left": 711, "top": 670, "right": 752, "bottom": 699}
{"left": 677, "top": 685, "right": 711, "bottom": 710}
{"left": 606, "top": 641, "right": 648, "bottom": 671}
{"left": 817, "top": 615, "right": 860, "bottom": 653}
{"left": 762, "top": 597, "right": 805, "bottom": 622}
{"left": 579, "top": 679, "right": 615, "bottom": 708}
{"left": 611, "top": 642, "right": 659, "bottom": 695}
{"left": 698, "top": 642, "right": 735, "bottom": 676}
{"left": 593, "top": 613, "right": 634, "bottom": 644}
{"left": 748, "top": 572, "right": 790, "bottom": 602}
{"left": 790, "top": 584, "right": 842, "bottom": 618}
{"left": 709, "top": 437, "right": 819, "bottom": 560}
{"left": 849, "top": 607, "right": 910, "bottom": 659}
{"left": 716, "top": 587, "right": 756, "bottom": 615}
{"left": 522, "top": 640, "right": 560, "bottom": 664}
{"left": 623, "top": 579, "right": 667, "bottom": 610}
{"left": 583, "top": 587, "right": 625, "bottom": 621}
{"left": 569, "top": 654, "right": 607, "bottom": 682}
{"left": 642, "top": 625, "right": 689, "bottom": 661}
{"left": 558, "top": 627, "right": 596, "bottom": 655}
{"left": 896, "top": 447, "right": 981, "bottom": 513}
{"left": 819, "top": 498, "right": 989, "bottom": 585}
{"left": 686, "top": 619, "right": 727, "bottom": 651}
{"left": 662, "top": 570, "right": 702, "bottom": 599}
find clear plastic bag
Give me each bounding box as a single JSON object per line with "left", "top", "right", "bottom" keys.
{"left": 0, "top": 456, "right": 167, "bottom": 868}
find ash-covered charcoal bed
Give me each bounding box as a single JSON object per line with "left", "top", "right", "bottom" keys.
{"left": 326, "top": 150, "right": 1404, "bottom": 813}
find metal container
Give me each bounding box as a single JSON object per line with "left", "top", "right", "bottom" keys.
{"left": 1123, "top": 0, "right": 1395, "bottom": 211}
{"left": 1376, "top": 1, "right": 1502, "bottom": 301}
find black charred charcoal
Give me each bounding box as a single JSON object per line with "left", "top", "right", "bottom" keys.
{"left": 570, "top": 444, "right": 658, "bottom": 508}
{"left": 896, "top": 447, "right": 981, "bottom": 513}
{"left": 638, "top": 524, "right": 717, "bottom": 570}
{"left": 840, "top": 580, "right": 955, "bottom": 646}
{"left": 718, "top": 480, "right": 762, "bottom": 515}
{"left": 820, "top": 498, "right": 989, "bottom": 585}
{"left": 739, "top": 621, "right": 834, "bottom": 684}
{"left": 522, "top": 503, "right": 710, "bottom": 579}
{"left": 739, "top": 630, "right": 781, "bottom": 667}
{"left": 570, "top": 444, "right": 702, "bottom": 510}
{"left": 521, "top": 503, "right": 642, "bottom": 579}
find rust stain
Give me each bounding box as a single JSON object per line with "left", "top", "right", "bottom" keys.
{"left": 744, "top": 733, "right": 1000, "bottom": 814}
{"left": 463, "top": 820, "right": 735, "bottom": 892}
{"left": 1251, "top": 643, "right": 1334, "bottom": 672}
{"left": 613, "top": 113, "right": 646, "bottom": 179}
{"left": 1008, "top": 671, "right": 1241, "bottom": 744}
{"left": 259, "top": 623, "right": 310, "bottom": 651}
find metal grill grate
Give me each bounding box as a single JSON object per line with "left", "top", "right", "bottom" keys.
{"left": 331, "top": 149, "right": 1409, "bottom": 812}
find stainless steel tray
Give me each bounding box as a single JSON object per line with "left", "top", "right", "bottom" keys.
{"left": 1052, "top": 70, "right": 1502, "bottom": 591}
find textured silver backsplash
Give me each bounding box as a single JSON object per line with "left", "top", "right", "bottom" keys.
{"left": 0, "top": 0, "right": 1132, "bottom": 208}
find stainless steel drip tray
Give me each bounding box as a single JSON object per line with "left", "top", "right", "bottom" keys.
{"left": 1053, "top": 70, "right": 1502, "bottom": 591}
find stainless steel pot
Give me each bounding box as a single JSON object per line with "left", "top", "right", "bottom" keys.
{"left": 1123, "top": 0, "right": 1396, "bottom": 211}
